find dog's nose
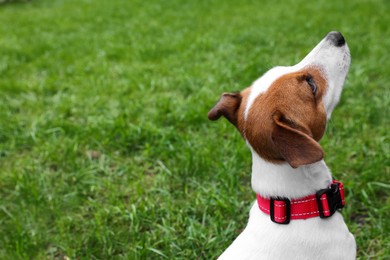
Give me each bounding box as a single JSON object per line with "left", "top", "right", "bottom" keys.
{"left": 326, "top": 31, "right": 345, "bottom": 47}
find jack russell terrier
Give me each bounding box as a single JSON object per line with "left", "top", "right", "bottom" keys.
{"left": 208, "top": 32, "right": 356, "bottom": 259}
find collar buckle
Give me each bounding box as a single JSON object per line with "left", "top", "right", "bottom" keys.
{"left": 316, "top": 181, "right": 345, "bottom": 218}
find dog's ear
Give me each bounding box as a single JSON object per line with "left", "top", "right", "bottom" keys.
{"left": 208, "top": 92, "right": 242, "bottom": 126}
{"left": 271, "top": 112, "right": 324, "bottom": 168}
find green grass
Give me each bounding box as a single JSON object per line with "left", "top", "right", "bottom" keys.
{"left": 0, "top": 0, "right": 389, "bottom": 259}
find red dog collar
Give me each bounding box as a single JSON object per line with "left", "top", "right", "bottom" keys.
{"left": 256, "top": 180, "right": 345, "bottom": 224}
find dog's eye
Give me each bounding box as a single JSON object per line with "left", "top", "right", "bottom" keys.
{"left": 306, "top": 76, "right": 317, "bottom": 95}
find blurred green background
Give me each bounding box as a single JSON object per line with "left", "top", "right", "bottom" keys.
{"left": 0, "top": 0, "right": 389, "bottom": 259}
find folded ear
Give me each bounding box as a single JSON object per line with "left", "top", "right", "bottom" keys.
{"left": 271, "top": 112, "right": 324, "bottom": 168}
{"left": 208, "top": 92, "right": 242, "bottom": 126}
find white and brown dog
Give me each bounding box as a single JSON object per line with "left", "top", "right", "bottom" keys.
{"left": 208, "top": 32, "right": 356, "bottom": 259}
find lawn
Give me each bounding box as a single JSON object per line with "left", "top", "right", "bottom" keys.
{"left": 0, "top": 0, "right": 389, "bottom": 259}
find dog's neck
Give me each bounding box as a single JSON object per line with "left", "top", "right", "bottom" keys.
{"left": 250, "top": 148, "right": 332, "bottom": 199}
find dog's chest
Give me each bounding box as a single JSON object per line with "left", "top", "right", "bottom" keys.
{"left": 218, "top": 202, "right": 356, "bottom": 260}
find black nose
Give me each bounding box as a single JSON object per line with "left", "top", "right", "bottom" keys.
{"left": 326, "top": 31, "right": 345, "bottom": 47}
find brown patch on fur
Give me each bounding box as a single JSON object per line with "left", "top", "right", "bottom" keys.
{"left": 208, "top": 67, "right": 328, "bottom": 167}
{"left": 271, "top": 111, "right": 324, "bottom": 168}
{"left": 242, "top": 67, "right": 327, "bottom": 167}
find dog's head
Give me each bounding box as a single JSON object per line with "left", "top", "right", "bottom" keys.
{"left": 208, "top": 32, "right": 351, "bottom": 168}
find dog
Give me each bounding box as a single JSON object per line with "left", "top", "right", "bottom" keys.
{"left": 208, "top": 32, "right": 356, "bottom": 259}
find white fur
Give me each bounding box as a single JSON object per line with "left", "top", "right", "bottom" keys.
{"left": 219, "top": 34, "right": 356, "bottom": 259}
{"left": 251, "top": 150, "right": 332, "bottom": 199}
{"left": 219, "top": 202, "right": 356, "bottom": 260}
